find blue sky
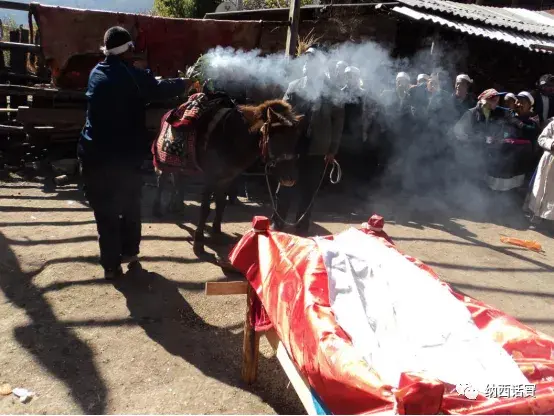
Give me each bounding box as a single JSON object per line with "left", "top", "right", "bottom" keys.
{"left": 5, "top": 0, "right": 154, "bottom": 24}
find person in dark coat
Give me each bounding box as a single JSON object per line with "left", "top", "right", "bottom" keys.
{"left": 485, "top": 91, "right": 540, "bottom": 191}
{"left": 271, "top": 46, "right": 344, "bottom": 236}
{"left": 78, "top": 26, "right": 188, "bottom": 279}
{"left": 407, "top": 73, "right": 430, "bottom": 120}
{"left": 452, "top": 74, "right": 476, "bottom": 122}
{"left": 532, "top": 74, "right": 554, "bottom": 128}
{"left": 452, "top": 88, "right": 509, "bottom": 183}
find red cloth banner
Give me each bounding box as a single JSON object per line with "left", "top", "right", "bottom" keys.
{"left": 229, "top": 215, "right": 554, "bottom": 415}
{"left": 31, "top": 4, "right": 262, "bottom": 88}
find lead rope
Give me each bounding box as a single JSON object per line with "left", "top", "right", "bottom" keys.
{"left": 265, "top": 159, "right": 342, "bottom": 228}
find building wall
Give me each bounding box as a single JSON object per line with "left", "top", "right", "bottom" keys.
{"left": 256, "top": 10, "right": 397, "bottom": 54}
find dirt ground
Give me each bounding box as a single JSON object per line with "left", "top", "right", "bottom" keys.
{"left": 0, "top": 171, "right": 553, "bottom": 415}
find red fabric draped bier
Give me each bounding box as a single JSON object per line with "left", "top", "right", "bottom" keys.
{"left": 229, "top": 215, "right": 554, "bottom": 415}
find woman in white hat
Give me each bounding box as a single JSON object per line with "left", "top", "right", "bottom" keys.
{"left": 526, "top": 117, "right": 554, "bottom": 227}
{"left": 503, "top": 93, "right": 517, "bottom": 111}
{"left": 484, "top": 91, "right": 540, "bottom": 192}
{"left": 453, "top": 74, "right": 476, "bottom": 120}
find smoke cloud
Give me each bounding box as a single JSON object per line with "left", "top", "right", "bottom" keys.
{"left": 197, "top": 40, "right": 516, "bottom": 222}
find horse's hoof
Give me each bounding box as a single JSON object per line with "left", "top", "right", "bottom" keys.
{"left": 216, "top": 255, "right": 237, "bottom": 272}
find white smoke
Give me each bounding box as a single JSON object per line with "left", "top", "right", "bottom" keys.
{"left": 200, "top": 41, "right": 396, "bottom": 105}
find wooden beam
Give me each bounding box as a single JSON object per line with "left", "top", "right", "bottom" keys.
{"left": 0, "top": 1, "right": 30, "bottom": 11}
{"left": 0, "top": 124, "right": 24, "bottom": 132}
{"left": 241, "top": 284, "right": 261, "bottom": 384}
{"left": 16, "top": 107, "right": 169, "bottom": 130}
{"left": 205, "top": 281, "right": 248, "bottom": 296}
{"left": 0, "top": 84, "right": 85, "bottom": 100}
{"left": 285, "top": 0, "right": 301, "bottom": 57}
{"left": 530, "top": 43, "right": 554, "bottom": 52}
{"left": 0, "top": 41, "right": 40, "bottom": 53}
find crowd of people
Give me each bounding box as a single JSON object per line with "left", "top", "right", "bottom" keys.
{"left": 284, "top": 48, "right": 554, "bottom": 234}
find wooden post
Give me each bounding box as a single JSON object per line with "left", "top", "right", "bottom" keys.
{"left": 285, "top": 0, "right": 301, "bottom": 57}
{"left": 241, "top": 284, "right": 261, "bottom": 384}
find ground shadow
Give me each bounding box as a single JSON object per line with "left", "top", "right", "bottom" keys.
{"left": 0, "top": 232, "right": 107, "bottom": 414}
{"left": 113, "top": 266, "right": 304, "bottom": 414}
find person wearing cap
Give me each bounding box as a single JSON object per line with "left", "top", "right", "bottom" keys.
{"left": 407, "top": 73, "right": 430, "bottom": 120}
{"left": 532, "top": 74, "right": 554, "bottom": 127}
{"left": 380, "top": 72, "right": 412, "bottom": 115}
{"left": 485, "top": 91, "right": 539, "bottom": 192}
{"left": 271, "top": 46, "right": 344, "bottom": 236}
{"left": 78, "top": 26, "right": 189, "bottom": 280}
{"left": 503, "top": 93, "right": 517, "bottom": 112}
{"left": 526, "top": 119, "right": 554, "bottom": 226}
{"left": 452, "top": 88, "right": 509, "bottom": 182}
{"left": 338, "top": 66, "right": 370, "bottom": 182}
{"left": 452, "top": 74, "right": 476, "bottom": 120}
{"left": 378, "top": 71, "right": 414, "bottom": 176}
{"left": 333, "top": 61, "right": 348, "bottom": 89}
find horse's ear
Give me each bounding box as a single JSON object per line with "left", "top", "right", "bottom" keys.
{"left": 266, "top": 107, "right": 277, "bottom": 122}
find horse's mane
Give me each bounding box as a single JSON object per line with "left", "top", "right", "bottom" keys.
{"left": 239, "top": 100, "right": 295, "bottom": 133}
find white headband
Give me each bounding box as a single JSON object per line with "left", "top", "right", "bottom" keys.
{"left": 417, "top": 74, "right": 430, "bottom": 82}
{"left": 345, "top": 66, "right": 360, "bottom": 75}
{"left": 456, "top": 74, "right": 473, "bottom": 83}
{"left": 396, "top": 72, "right": 410, "bottom": 82}
{"left": 100, "top": 41, "right": 134, "bottom": 56}
{"left": 517, "top": 91, "right": 534, "bottom": 106}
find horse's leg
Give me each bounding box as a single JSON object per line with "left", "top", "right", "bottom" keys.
{"left": 193, "top": 185, "right": 213, "bottom": 255}
{"left": 153, "top": 169, "right": 164, "bottom": 218}
{"left": 212, "top": 185, "right": 228, "bottom": 237}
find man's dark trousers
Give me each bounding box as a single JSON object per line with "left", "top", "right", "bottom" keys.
{"left": 81, "top": 163, "right": 142, "bottom": 271}
{"left": 271, "top": 155, "right": 326, "bottom": 234}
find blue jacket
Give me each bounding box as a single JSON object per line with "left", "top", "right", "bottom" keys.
{"left": 78, "top": 55, "right": 187, "bottom": 167}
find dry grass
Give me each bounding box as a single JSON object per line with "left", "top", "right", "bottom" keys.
{"left": 296, "top": 28, "right": 322, "bottom": 57}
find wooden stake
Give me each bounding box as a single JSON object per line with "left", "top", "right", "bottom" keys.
{"left": 241, "top": 284, "right": 261, "bottom": 384}
{"left": 285, "top": 0, "right": 301, "bottom": 57}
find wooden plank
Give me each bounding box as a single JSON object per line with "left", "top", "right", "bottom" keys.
{"left": 265, "top": 329, "right": 322, "bottom": 415}
{"left": 0, "top": 1, "right": 30, "bottom": 11}
{"left": 205, "top": 281, "right": 248, "bottom": 296}
{"left": 0, "top": 40, "right": 40, "bottom": 53}
{"left": 16, "top": 107, "right": 169, "bottom": 129}
{"left": 285, "top": 0, "right": 301, "bottom": 57}
{"left": 0, "top": 84, "right": 85, "bottom": 99}
{"left": 241, "top": 284, "right": 261, "bottom": 384}
{"left": 0, "top": 124, "right": 24, "bottom": 132}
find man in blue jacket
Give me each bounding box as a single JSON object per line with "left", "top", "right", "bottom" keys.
{"left": 78, "top": 26, "right": 188, "bottom": 280}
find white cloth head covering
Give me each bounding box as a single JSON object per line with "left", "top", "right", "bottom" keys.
{"left": 417, "top": 73, "right": 430, "bottom": 83}
{"left": 345, "top": 66, "right": 360, "bottom": 75}
{"left": 396, "top": 72, "right": 411, "bottom": 82}
{"left": 100, "top": 41, "right": 134, "bottom": 56}
{"left": 517, "top": 91, "right": 534, "bottom": 106}
{"left": 345, "top": 66, "right": 363, "bottom": 88}
{"left": 504, "top": 93, "right": 516, "bottom": 101}
{"left": 456, "top": 74, "right": 473, "bottom": 84}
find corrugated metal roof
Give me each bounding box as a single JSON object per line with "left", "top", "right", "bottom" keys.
{"left": 397, "top": 0, "right": 554, "bottom": 36}
{"left": 393, "top": 5, "right": 554, "bottom": 53}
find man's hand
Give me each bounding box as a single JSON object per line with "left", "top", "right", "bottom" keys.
{"left": 325, "top": 154, "right": 335, "bottom": 164}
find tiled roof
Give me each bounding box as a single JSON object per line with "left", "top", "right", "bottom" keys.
{"left": 397, "top": 0, "right": 554, "bottom": 37}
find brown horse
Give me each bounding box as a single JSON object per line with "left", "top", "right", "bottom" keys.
{"left": 153, "top": 98, "right": 303, "bottom": 254}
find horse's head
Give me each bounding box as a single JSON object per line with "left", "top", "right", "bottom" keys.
{"left": 259, "top": 101, "right": 304, "bottom": 187}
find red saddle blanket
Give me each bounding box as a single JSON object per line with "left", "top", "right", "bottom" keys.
{"left": 152, "top": 93, "right": 232, "bottom": 174}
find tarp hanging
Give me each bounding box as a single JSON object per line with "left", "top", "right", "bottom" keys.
{"left": 30, "top": 4, "right": 263, "bottom": 88}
